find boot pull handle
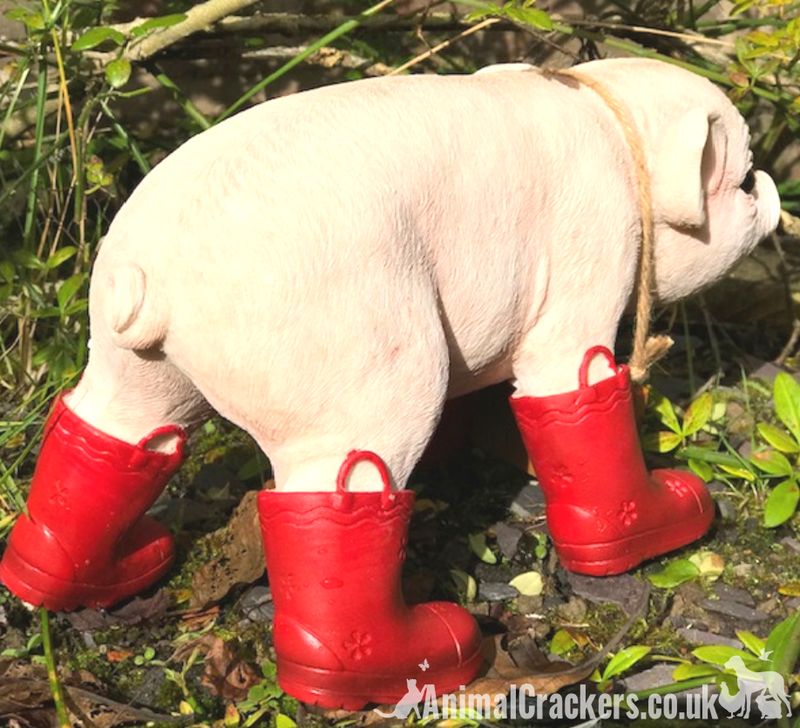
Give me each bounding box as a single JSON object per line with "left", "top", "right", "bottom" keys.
{"left": 137, "top": 424, "right": 187, "bottom": 457}
{"left": 578, "top": 346, "right": 620, "bottom": 389}
{"left": 336, "top": 450, "right": 396, "bottom": 507}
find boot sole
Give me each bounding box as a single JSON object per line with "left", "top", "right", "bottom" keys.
{"left": 277, "top": 643, "right": 484, "bottom": 711}
{"left": 555, "top": 508, "right": 714, "bottom": 576}
{"left": 0, "top": 544, "right": 173, "bottom": 612}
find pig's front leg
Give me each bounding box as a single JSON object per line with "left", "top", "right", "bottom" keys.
{"left": 0, "top": 325, "right": 209, "bottom": 612}
{"left": 509, "top": 314, "right": 714, "bottom": 575}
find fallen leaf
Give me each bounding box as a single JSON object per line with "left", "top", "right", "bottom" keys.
{"left": 178, "top": 603, "right": 221, "bottom": 632}
{"left": 191, "top": 490, "right": 266, "bottom": 608}
{"left": 689, "top": 550, "right": 725, "bottom": 580}
{"left": 106, "top": 650, "right": 134, "bottom": 663}
{"left": 173, "top": 634, "right": 260, "bottom": 701}
{"left": 509, "top": 571, "right": 544, "bottom": 596}
{"left": 0, "top": 658, "right": 179, "bottom": 726}
{"left": 64, "top": 588, "right": 171, "bottom": 631}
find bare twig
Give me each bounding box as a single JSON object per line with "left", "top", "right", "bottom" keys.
{"left": 2, "top": 99, "right": 59, "bottom": 139}
{"left": 241, "top": 45, "right": 393, "bottom": 75}
{"left": 390, "top": 17, "right": 500, "bottom": 75}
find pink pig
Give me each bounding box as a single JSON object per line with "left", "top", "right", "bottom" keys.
{"left": 1, "top": 58, "right": 780, "bottom": 709}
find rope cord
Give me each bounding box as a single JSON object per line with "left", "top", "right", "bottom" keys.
{"left": 547, "top": 68, "right": 673, "bottom": 383}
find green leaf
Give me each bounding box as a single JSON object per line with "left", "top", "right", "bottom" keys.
{"left": 774, "top": 372, "right": 800, "bottom": 445}
{"left": 688, "top": 458, "right": 715, "bottom": 483}
{"left": 468, "top": 532, "right": 497, "bottom": 564}
{"left": 509, "top": 571, "right": 544, "bottom": 596}
{"left": 648, "top": 559, "right": 699, "bottom": 588}
{"left": 764, "top": 479, "right": 800, "bottom": 528}
{"left": 642, "top": 431, "right": 683, "bottom": 453}
{"left": 8, "top": 9, "right": 44, "bottom": 30}
{"left": 672, "top": 663, "right": 720, "bottom": 681}
{"left": 758, "top": 422, "right": 800, "bottom": 453}
{"left": 692, "top": 645, "right": 756, "bottom": 667}
{"left": 650, "top": 390, "right": 681, "bottom": 433}
{"left": 736, "top": 630, "right": 766, "bottom": 657}
{"left": 549, "top": 629, "right": 577, "bottom": 656}
{"left": 130, "top": 14, "right": 187, "bottom": 37}
{"left": 236, "top": 453, "right": 271, "bottom": 481}
{"left": 71, "top": 26, "right": 125, "bottom": 51}
{"left": 57, "top": 275, "right": 84, "bottom": 310}
{"left": 750, "top": 449, "right": 794, "bottom": 477}
{"left": 275, "top": 714, "right": 297, "bottom": 728}
{"left": 682, "top": 392, "right": 713, "bottom": 437}
{"left": 766, "top": 610, "right": 800, "bottom": 671}
{"left": 718, "top": 462, "right": 756, "bottom": 482}
{"left": 503, "top": 6, "right": 552, "bottom": 30}
{"left": 106, "top": 58, "right": 131, "bottom": 89}
{"left": 12, "top": 249, "right": 45, "bottom": 270}
{"left": 450, "top": 569, "right": 477, "bottom": 602}
{"left": 602, "top": 645, "right": 651, "bottom": 681}
{"left": 45, "top": 245, "right": 76, "bottom": 269}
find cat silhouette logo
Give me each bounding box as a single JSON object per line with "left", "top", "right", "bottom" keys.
{"left": 373, "top": 678, "right": 428, "bottom": 719}
{"left": 719, "top": 649, "right": 791, "bottom": 720}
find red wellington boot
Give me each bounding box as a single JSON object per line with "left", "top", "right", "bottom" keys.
{"left": 510, "top": 346, "right": 714, "bottom": 576}
{"left": 258, "top": 451, "right": 483, "bottom": 710}
{"left": 0, "top": 393, "right": 186, "bottom": 611}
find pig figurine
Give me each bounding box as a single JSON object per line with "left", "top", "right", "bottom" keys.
{"left": 0, "top": 58, "right": 780, "bottom": 709}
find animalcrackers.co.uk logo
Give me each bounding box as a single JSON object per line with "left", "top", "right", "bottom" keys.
{"left": 374, "top": 651, "right": 791, "bottom": 722}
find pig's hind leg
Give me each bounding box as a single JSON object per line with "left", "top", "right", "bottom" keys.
{"left": 248, "top": 294, "right": 483, "bottom": 708}
{"left": 0, "top": 330, "right": 210, "bottom": 612}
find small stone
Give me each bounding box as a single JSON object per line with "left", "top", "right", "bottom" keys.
{"left": 713, "top": 584, "right": 755, "bottom": 607}
{"left": 241, "top": 585, "right": 275, "bottom": 622}
{"left": 744, "top": 517, "right": 759, "bottom": 532}
{"left": 786, "top": 597, "right": 800, "bottom": 610}
{"left": 568, "top": 572, "right": 647, "bottom": 616}
{"left": 677, "top": 628, "right": 744, "bottom": 649}
{"left": 557, "top": 596, "right": 588, "bottom": 623}
{"left": 757, "top": 597, "right": 782, "bottom": 617}
{"left": 516, "top": 595, "right": 544, "bottom": 614}
{"left": 700, "top": 598, "right": 769, "bottom": 622}
{"left": 623, "top": 665, "right": 679, "bottom": 693}
{"left": 732, "top": 563, "right": 754, "bottom": 579}
{"left": 780, "top": 537, "right": 800, "bottom": 553}
{"left": 750, "top": 361, "right": 783, "bottom": 383}
{"left": 716, "top": 499, "right": 737, "bottom": 521}
{"left": 509, "top": 483, "right": 546, "bottom": 518}
{"left": 493, "top": 522, "right": 523, "bottom": 561}
{"left": 478, "top": 582, "right": 518, "bottom": 602}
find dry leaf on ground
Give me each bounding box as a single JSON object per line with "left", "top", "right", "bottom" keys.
{"left": 0, "top": 658, "right": 179, "bottom": 727}
{"left": 190, "top": 489, "right": 266, "bottom": 608}
{"left": 173, "top": 634, "right": 261, "bottom": 701}
{"left": 64, "top": 588, "right": 171, "bottom": 632}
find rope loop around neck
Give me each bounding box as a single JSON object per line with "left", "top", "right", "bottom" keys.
{"left": 545, "top": 67, "right": 673, "bottom": 382}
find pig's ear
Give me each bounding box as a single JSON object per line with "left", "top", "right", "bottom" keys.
{"left": 652, "top": 108, "right": 710, "bottom": 228}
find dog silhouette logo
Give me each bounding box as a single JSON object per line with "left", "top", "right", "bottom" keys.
{"left": 719, "top": 649, "right": 790, "bottom": 719}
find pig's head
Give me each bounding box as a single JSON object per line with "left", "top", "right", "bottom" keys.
{"left": 577, "top": 58, "right": 781, "bottom": 304}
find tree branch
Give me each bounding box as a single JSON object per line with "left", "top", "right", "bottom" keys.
{"left": 124, "top": 0, "right": 263, "bottom": 62}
